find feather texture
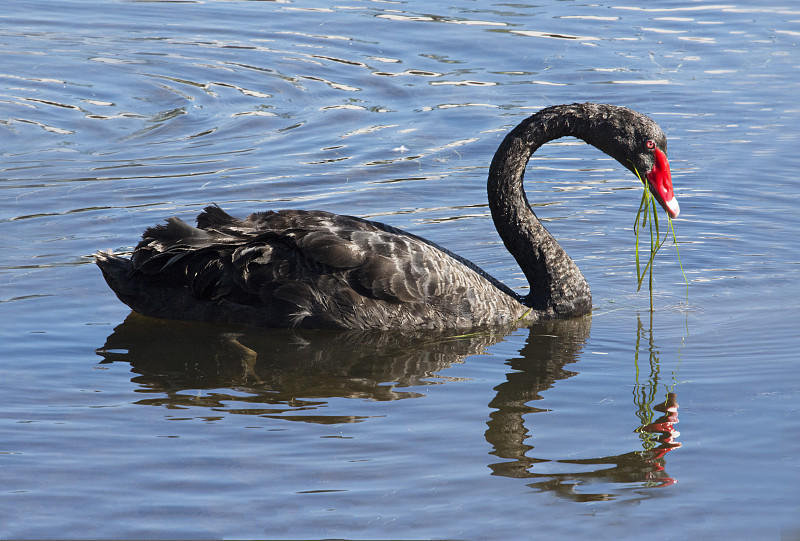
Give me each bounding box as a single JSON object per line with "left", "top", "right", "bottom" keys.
{"left": 97, "top": 206, "right": 528, "bottom": 329}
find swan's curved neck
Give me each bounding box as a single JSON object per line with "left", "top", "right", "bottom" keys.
{"left": 488, "top": 104, "right": 598, "bottom": 317}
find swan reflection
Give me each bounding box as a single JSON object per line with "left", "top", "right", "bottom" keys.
{"left": 96, "top": 312, "right": 511, "bottom": 421}
{"left": 96, "top": 311, "right": 680, "bottom": 496}
{"left": 485, "top": 313, "right": 681, "bottom": 500}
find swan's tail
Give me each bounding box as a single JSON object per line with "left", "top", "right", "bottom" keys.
{"left": 95, "top": 249, "right": 221, "bottom": 322}
{"left": 95, "top": 250, "right": 135, "bottom": 298}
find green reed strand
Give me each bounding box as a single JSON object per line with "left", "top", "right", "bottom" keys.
{"left": 631, "top": 165, "right": 686, "bottom": 311}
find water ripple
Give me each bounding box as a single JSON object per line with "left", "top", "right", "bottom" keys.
{"left": 3, "top": 1, "right": 800, "bottom": 538}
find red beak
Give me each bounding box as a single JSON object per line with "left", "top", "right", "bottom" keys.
{"left": 646, "top": 148, "right": 680, "bottom": 218}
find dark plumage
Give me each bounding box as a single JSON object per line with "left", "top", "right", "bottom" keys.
{"left": 95, "top": 103, "right": 679, "bottom": 330}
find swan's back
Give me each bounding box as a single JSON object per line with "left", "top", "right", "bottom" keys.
{"left": 95, "top": 206, "right": 528, "bottom": 329}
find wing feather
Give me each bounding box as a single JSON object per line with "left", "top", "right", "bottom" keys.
{"left": 113, "top": 206, "right": 512, "bottom": 327}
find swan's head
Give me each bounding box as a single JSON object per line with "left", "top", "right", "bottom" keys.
{"left": 579, "top": 104, "right": 680, "bottom": 219}
{"left": 638, "top": 137, "right": 679, "bottom": 219}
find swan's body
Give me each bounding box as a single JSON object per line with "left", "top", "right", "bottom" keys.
{"left": 96, "top": 103, "right": 679, "bottom": 330}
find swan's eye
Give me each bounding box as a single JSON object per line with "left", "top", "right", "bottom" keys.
{"left": 645, "top": 140, "right": 656, "bottom": 150}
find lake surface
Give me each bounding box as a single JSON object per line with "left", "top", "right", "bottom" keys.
{"left": 2, "top": 0, "right": 799, "bottom": 539}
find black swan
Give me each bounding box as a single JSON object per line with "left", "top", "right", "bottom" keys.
{"left": 95, "top": 103, "right": 679, "bottom": 330}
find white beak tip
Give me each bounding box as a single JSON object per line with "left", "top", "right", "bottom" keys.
{"left": 666, "top": 197, "right": 680, "bottom": 219}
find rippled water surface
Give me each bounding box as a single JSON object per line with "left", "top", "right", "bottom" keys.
{"left": 2, "top": 1, "right": 800, "bottom": 539}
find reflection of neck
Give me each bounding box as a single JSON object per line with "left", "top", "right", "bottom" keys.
{"left": 486, "top": 315, "right": 686, "bottom": 493}
{"left": 485, "top": 318, "right": 590, "bottom": 475}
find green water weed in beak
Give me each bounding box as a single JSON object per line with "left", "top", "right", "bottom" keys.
{"left": 633, "top": 167, "right": 688, "bottom": 311}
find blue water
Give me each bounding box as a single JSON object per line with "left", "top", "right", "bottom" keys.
{"left": 2, "top": 1, "right": 800, "bottom": 539}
